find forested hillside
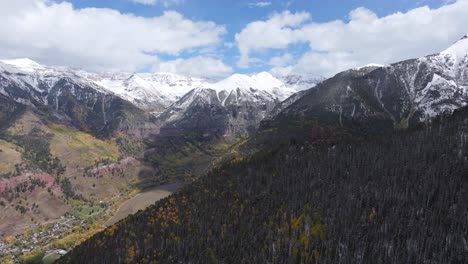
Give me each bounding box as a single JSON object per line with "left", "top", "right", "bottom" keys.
{"left": 58, "top": 107, "right": 468, "bottom": 264}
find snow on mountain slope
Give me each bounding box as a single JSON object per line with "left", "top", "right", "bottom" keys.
{"left": 266, "top": 34, "right": 468, "bottom": 133}
{"left": 440, "top": 34, "right": 468, "bottom": 63}
{"left": 88, "top": 72, "right": 211, "bottom": 111}
{"left": 0, "top": 59, "right": 210, "bottom": 112}
{"left": 354, "top": 63, "right": 385, "bottom": 70}
{"left": 0, "top": 58, "right": 109, "bottom": 105}
{"left": 140, "top": 72, "right": 211, "bottom": 101}
{"left": 415, "top": 34, "right": 468, "bottom": 118}
{"left": 162, "top": 87, "right": 219, "bottom": 122}
{"left": 92, "top": 74, "right": 167, "bottom": 111}
{"left": 0, "top": 59, "right": 299, "bottom": 136}
{"left": 164, "top": 72, "right": 296, "bottom": 117}
{"left": 0, "top": 59, "right": 299, "bottom": 118}
{"left": 0, "top": 59, "right": 159, "bottom": 137}
{"left": 157, "top": 72, "right": 298, "bottom": 136}
{"left": 207, "top": 72, "right": 296, "bottom": 106}
{"left": 0, "top": 58, "right": 47, "bottom": 72}
{"left": 278, "top": 74, "right": 325, "bottom": 91}
{"left": 212, "top": 72, "right": 284, "bottom": 92}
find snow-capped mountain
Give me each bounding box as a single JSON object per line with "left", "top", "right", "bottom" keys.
{"left": 0, "top": 58, "right": 48, "bottom": 72}
{"left": 88, "top": 71, "right": 297, "bottom": 114}
{"left": 3, "top": 33, "right": 468, "bottom": 139}
{"left": 85, "top": 71, "right": 211, "bottom": 111}
{"left": 353, "top": 63, "right": 385, "bottom": 71}
{"left": 0, "top": 58, "right": 110, "bottom": 105}
{"left": 0, "top": 59, "right": 212, "bottom": 112}
{"left": 211, "top": 72, "right": 296, "bottom": 103}
{"left": 0, "top": 59, "right": 157, "bottom": 137}
{"left": 158, "top": 72, "right": 297, "bottom": 136}
{"left": 0, "top": 58, "right": 300, "bottom": 137}
{"left": 400, "top": 34, "right": 468, "bottom": 120}
{"left": 263, "top": 34, "right": 468, "bottom": 133}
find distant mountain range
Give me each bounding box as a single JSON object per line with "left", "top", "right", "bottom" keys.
{"left": 0, "top": 59, "right": 323, "bottom": 137}
{"left": 1, "top": 35, "right": 467, "bottom": 140}
{"left": 2, "top": 34, "right": 468, "bottom": 139}
{"left": 0, "top": 58, "right": 157, "bottom": 137}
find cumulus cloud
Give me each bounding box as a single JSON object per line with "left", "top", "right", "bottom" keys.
{"left": 0, "top": 0, "right": 225, "bottom": 72}
{"left": 236, "top": 0, "right": 468, "bottom": 76}
{"left": 247, "top": 2, "right": 272, "bottom": 8}
{"left": 268, "top": 53, "right": 293, "bottom": 66}
{"left": 152, "top": 56, "right": 233, "bottom": 77}
{"left": 131, "top": 0, "right": 184, "bottom": 7}
{"left": 235, "top": 11, "right": 310, "bottom": 67}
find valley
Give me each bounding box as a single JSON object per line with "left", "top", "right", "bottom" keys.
{"left": 0, "top": 181, "right": 183, "bottom": 263}
{"left": 0, "top": 57, "right": 315, "bottom": 262}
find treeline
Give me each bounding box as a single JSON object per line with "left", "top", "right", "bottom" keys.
{"left": 59, "top": 108, "right": 468, "bottom": 263}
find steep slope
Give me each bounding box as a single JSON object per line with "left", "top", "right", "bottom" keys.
{"left": 0, "top": 59, "right": 158, "bottom": 137}
{"left": 158, "top": 72, "right": 296, "bottom": 136}
{"left": 0, "top": 109, "right": 154, "bottom": 237}
{"left": 0, "top": 60, "right": 162, "bottom": 244}
{"left": 58, "top": 106, "right": 468, "bottom": 264}
{"left": 265, "top": 89, "right": 308, "bottom": 120}
{"left": 263, "top": 36, "right": 468, "bottom": 134}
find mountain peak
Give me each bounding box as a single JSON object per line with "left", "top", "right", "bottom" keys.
{"left": 0, "top": 58, "right": 46, "bottom": 72}
{"left": 212, "top": 72, "right": 286, "bottom": 93}
{"left": 253, "top": 71, "right": 275, "bottom": 79}
{"left": 213, "top": 73, "right": 253, "bottom": 91}
{"left": 440, "top": 35, "right": 468, "bottom": 61}
{"left": 354, "top": 63, "right": 385, "bottom": 70}
{"left": 226, "top": 73, "right": 251, "bottom": 81}
{"left": 123, "top": 74, "right": 155, "bottom": 91}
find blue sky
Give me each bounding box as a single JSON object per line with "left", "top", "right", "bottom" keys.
{"left": 0, "top": 0, "right": 467, "bottom": 77}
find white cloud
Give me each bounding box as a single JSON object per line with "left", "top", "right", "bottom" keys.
{"left": 131, "top": 0, "right": 184, "bottom": 7}
{"left": 152, "top": 56, "right": 233, "bottom": 77}
{"left": 268, "top": 53, "right": 293, "bottom": 66}
{"left": 247, "top": 2, "right": 272, "bottom": 8}
{"left": 291, "top": 52, "right": 359, "bottom": 77}
{"left": 269, "top": 65, "right": 294, "bottom": 77}
{"left": 224, "top": 42, "right": 235, "bottom": 49}
{"left": 0, "top": 0, "right": 225, "bottom": 72}
{"left": 235, "top": 11, "right": 310, "bottom": 67}
{"left": 236, "top": 0, "right": 468, "bottom": 76}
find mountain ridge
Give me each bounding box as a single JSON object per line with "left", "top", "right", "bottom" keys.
{"left": 261, "top": 34, "right": 468, "bottom": 136}
{"left": 0, "top": 59, "right": 310, "bottom": 122}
